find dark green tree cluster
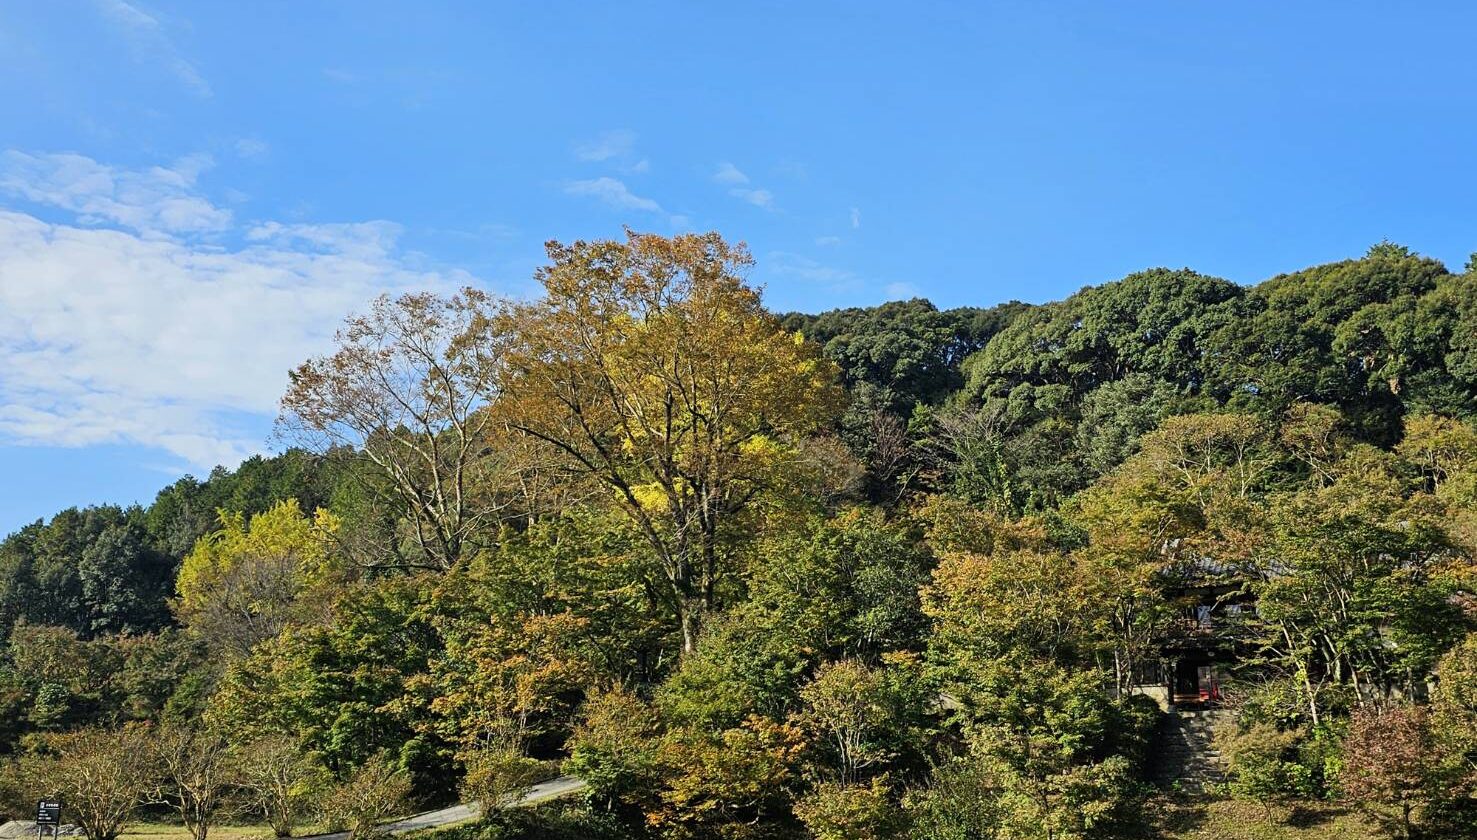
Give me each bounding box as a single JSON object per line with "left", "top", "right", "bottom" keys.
{"left": 781, "top": 298, "right": 1026, "bottom": 502}
{"left": 0, "top": 450, "right": 349, "bottom": 753}
{"left": 942, "top": 245, "right": 1477, "bottom": 513}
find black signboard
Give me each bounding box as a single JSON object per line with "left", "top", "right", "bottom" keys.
{"left": 35, "top": 800, "right": 61, "bottom": 826}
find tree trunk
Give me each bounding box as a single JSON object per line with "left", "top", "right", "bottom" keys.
{"left": 679, "top": 597, "right": 704, "bottom": 655}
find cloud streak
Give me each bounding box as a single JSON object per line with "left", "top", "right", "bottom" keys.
{"left": 235, "top": 138, "right": 269, "bottom": 159}
{"left": 730, "top": 187, "right": 773, "bottom": 208}
{"left": 713, "top": 162, "right": 776, "bottom": 210}
{"left": 763, "top": 250, "right": 859, "bottom": 292}
{"left": 574, "top": 129, "right": 638, "bottom": 162}
{"left": 94, "top": 0, "right": 212, "bottom": 96}
{"left": 713, "top": 162, "right": 749, "bottom": 185}
{"left": 563, "top": 176, "right": 663, "bottom": 213}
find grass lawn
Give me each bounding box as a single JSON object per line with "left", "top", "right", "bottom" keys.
{"left": 1148, "top": 797, "right": 1384, "bottom": 840}
{"left": 121, "top": 824, "right": 324, "bottom": 840}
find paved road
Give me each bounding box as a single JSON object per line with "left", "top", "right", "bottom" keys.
{"left": 303, "top": 775, "right": 588, "bottom": 840}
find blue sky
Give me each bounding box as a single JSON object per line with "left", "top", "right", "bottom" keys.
{"left": 3, "top": 1, "right": 1477, "bottom": 533}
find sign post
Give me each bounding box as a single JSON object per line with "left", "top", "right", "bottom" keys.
{"left": 35, "top": 800, "right": 60, "bottom": 840}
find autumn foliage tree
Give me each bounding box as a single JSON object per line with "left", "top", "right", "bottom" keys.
{"left": 174, "top": 499, "right": 339, "bottom": 658}
{"left": 279, "top": 291, "right": 507, "bottom": 571}
{"left": 416, "top": 564, "right": 593, "bottom": 810}
{"left": 492, "top": 231, "right": 843, "bottom": 652}
{"left": 1341, "top": 705, "right": 1454, "bottom": 839}
{"left": 796, "top": 659, "right": 897, "bottom": 785}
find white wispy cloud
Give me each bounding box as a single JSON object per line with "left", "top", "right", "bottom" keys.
{"left": 850, "top": 207, "right": 861, "bottom": 228}
{"left": 574, "top": 130, "right": 649, "bottom": 175}
{"left": 713, "top": 162, "right": 749, "bottom": 185}
{"left": 93, "top": 0, "right": 211, "bottom": 97}
{"left": 246, "top": 220, "right": 408, "bottom": 260}
{"left": 765, "top": 250, "right": 901, "bottom": 303}
{"left": 235, "top": 138, "right": 269, "bottom": 159}
{"left": 564, "top": 176, "right": 662, "bottom": 213}
{"left": 574, "top": 129, "right": 638, "bottom": 163}
{"left": 0, "top": 150, "right": 231, "bottom": 237}
{"left": 713, "top": 162, "right": 775, "bottom": 210}
{"left": 731, "top": 188, "right": 774, "bottom": 209}
{"left": 0, "top": 150, "right": 473, "bottom": 472}
{"left": 764, "top": 251, "right": 859, "bottom": 292}
{"left": 815, "top": 236, "right": 842, "bottom": 246}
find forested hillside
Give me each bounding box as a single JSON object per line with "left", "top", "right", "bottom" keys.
{"left": 3, "top": 234, "right": 1476, "bottom": 840}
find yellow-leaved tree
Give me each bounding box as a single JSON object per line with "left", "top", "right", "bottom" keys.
{"left": 175, "top": 499, "right": 340, "bottom": 657}
{"left": 490, "top": 231, "right": 843, "bottom": 653}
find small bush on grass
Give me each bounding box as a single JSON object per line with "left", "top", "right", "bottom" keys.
{"left": 426, "top": 803, "right": 638, "bottom": 840}
{"left": 324, "top": 753, "right": 412, "bottom": 840}
{"left": 1219, "top": 724, "right": 1316, "bottom": 821}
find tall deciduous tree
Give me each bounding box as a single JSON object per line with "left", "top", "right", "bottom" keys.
{"left": 1249, "top": 451, "right": 1465, "bottom": 724}
{"left": 279, "top": 291, "right": 507, "bottom": 570}
{"left": 796, "top": 659, "right": 900, "bottom": 785}
{"left": 493, "top": 231, "right": 843, "bottom": 653}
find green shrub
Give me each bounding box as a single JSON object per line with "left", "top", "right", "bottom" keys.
{"left": 427, "top": 804, "right": 638, "bottom": 840}
{"left": 324, "top": 752, "right": 412, "bottom": 840}
{"left": 1219, "top": 724, "right": 1317, "bottom": 818}
{"left": 1233, "top": 678, "right": 1351, "bottom": 733}
{"left": 459, "top": 746, "right": 546, "bottom": 812}
{"left": 1114, "top": 693, "right": 1163, "bottom": 773}
{"left": 794, "top": 779, "right": 903, "bottom": 840}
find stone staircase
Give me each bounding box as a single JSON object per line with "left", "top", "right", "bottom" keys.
{"left": 1153, "top": 707, "right": 1234, "bottom": 794}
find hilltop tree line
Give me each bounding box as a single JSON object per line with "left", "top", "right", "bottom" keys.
{"left": 2, "top": 234, "right": 1476, "bottom": 840}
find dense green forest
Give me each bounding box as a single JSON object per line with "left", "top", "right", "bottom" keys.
{"left": 3, "top": 234, "right": 1476, "bottom": 840}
